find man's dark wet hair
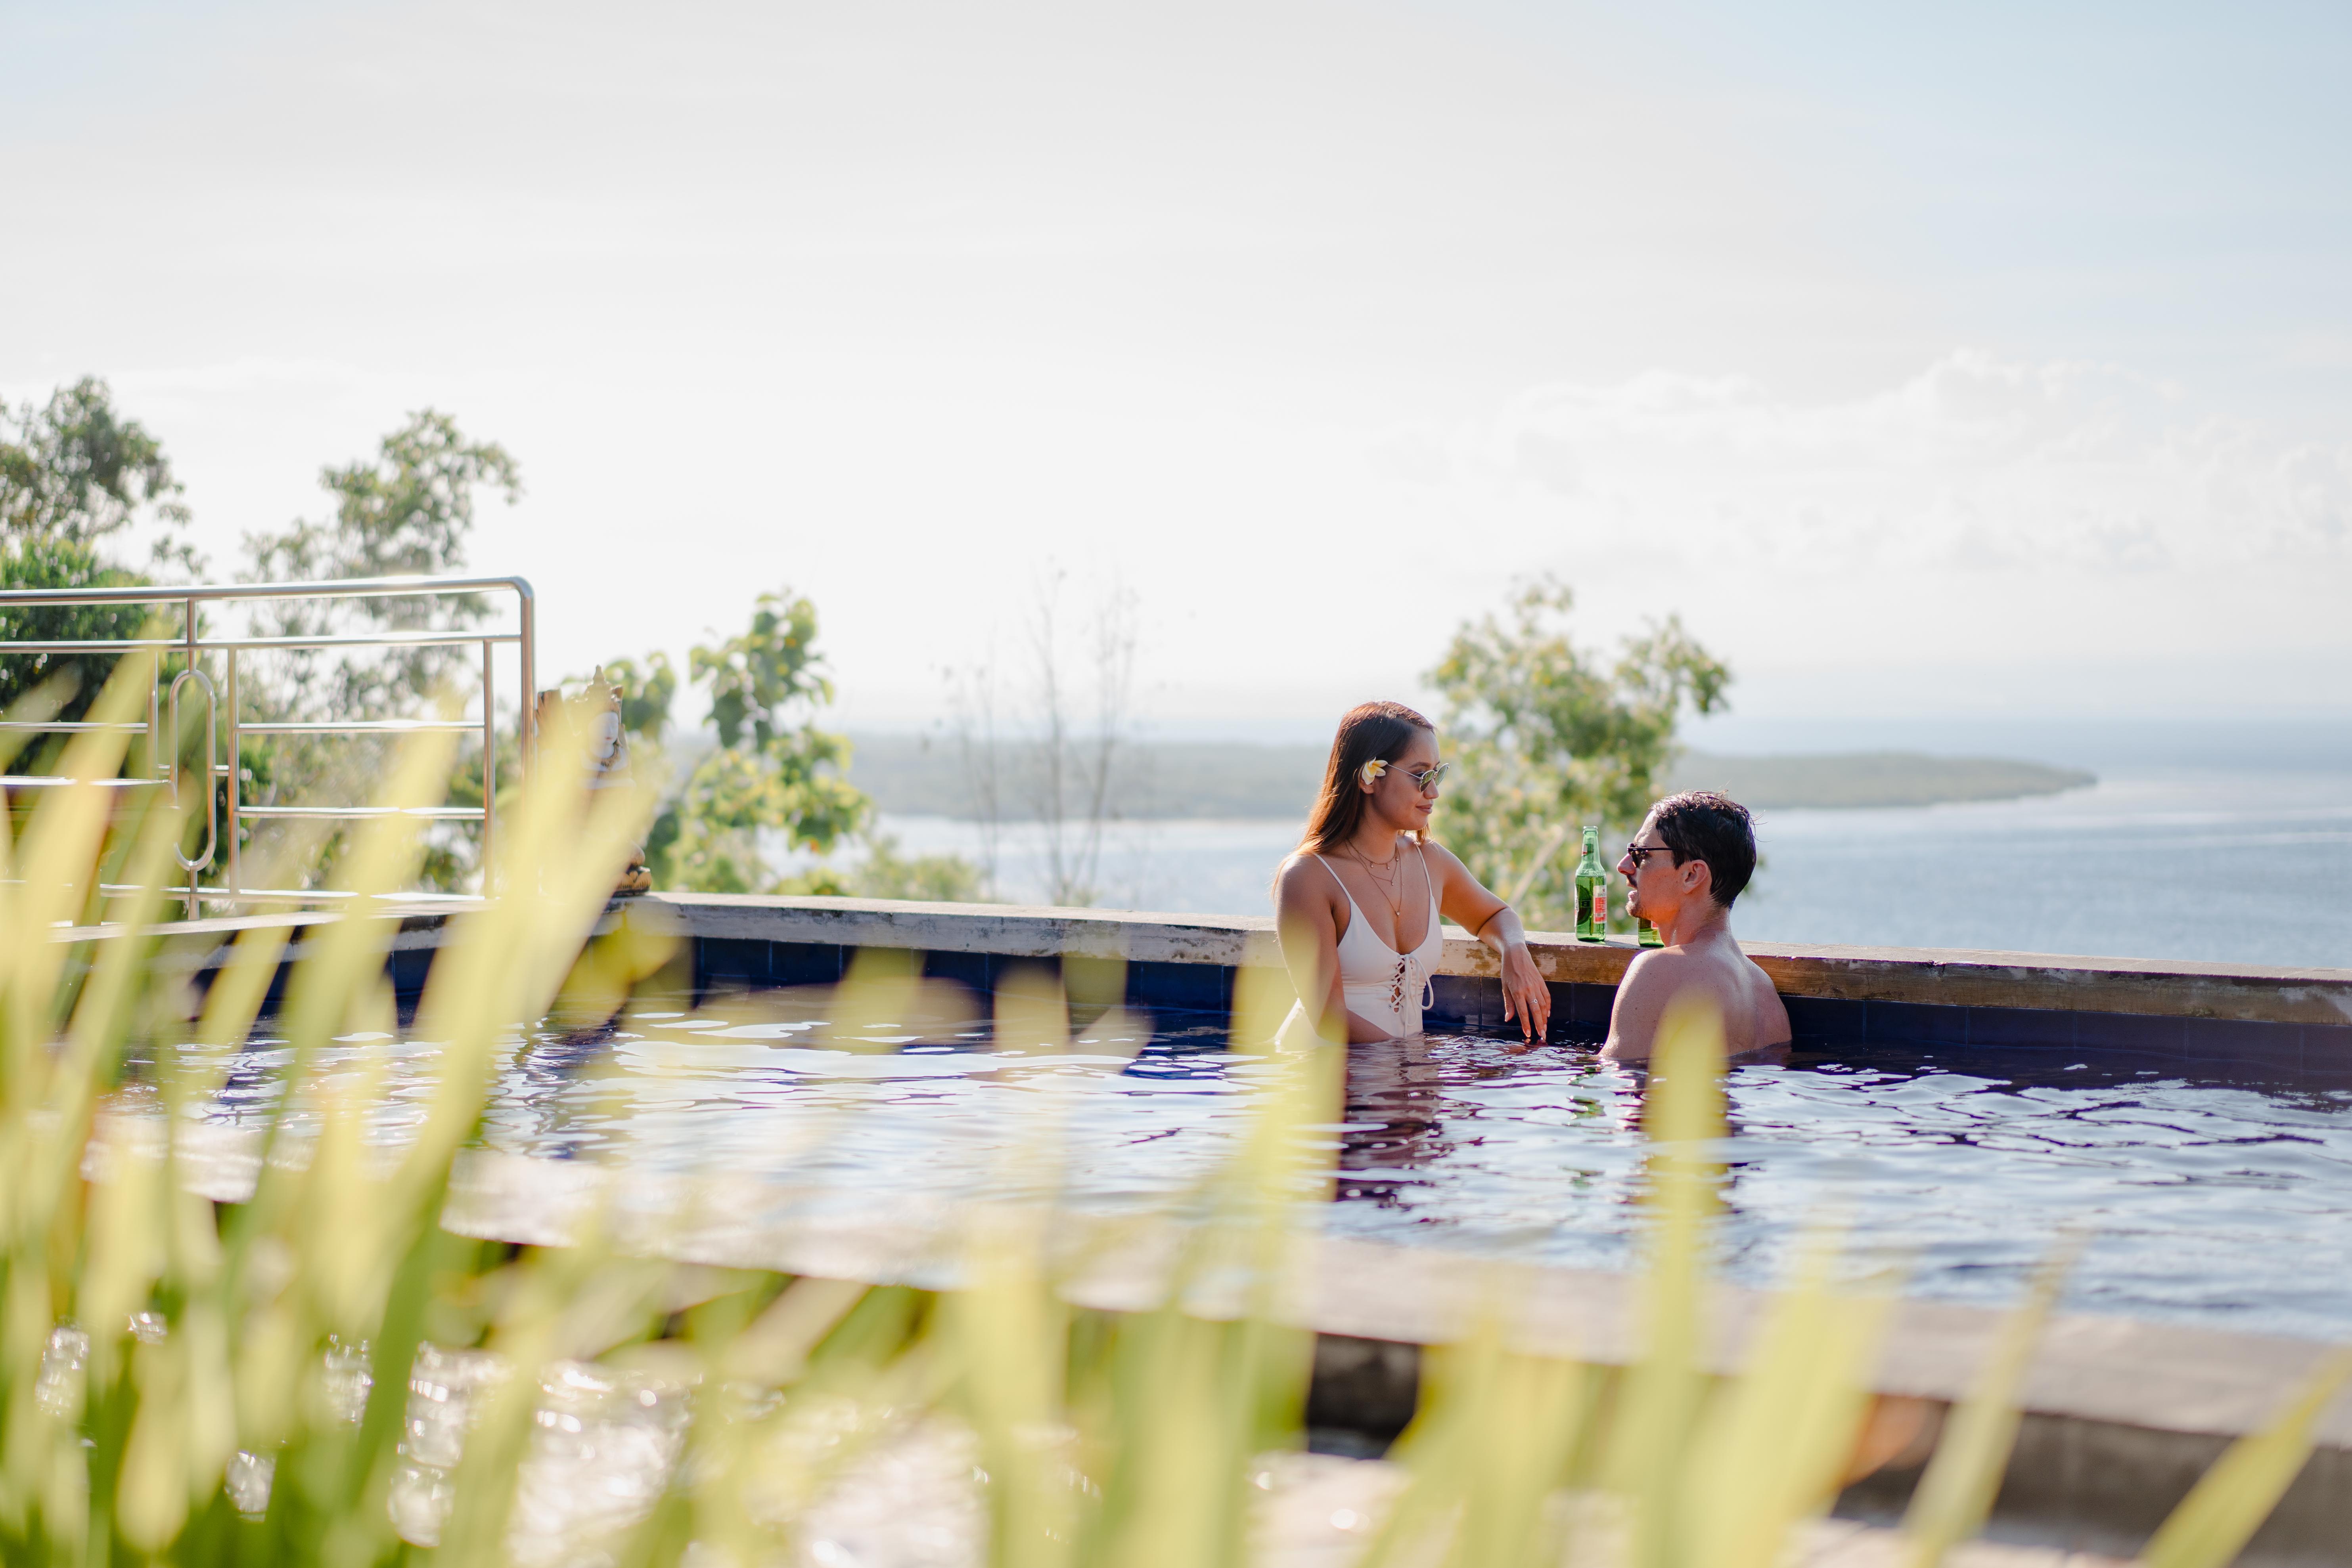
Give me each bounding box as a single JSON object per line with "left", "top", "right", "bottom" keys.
{"left": 1650, "top": 790, "right": 1757, "bottom": 908}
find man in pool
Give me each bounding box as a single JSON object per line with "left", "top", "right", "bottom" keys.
{"left": 1601, "top": 790, "right": 1791, "bottom": 1063}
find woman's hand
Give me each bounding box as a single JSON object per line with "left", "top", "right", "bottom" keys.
{"left": 1498, "top": 938, "right": 1551, "bottom": 1043}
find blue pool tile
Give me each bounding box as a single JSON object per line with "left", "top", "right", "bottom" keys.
{"left": 1427, "top": 974, "right": 1496, "bottom": 1028}
{"left": 698, "top": 938, "right": 770, "bottom": 988}
{"left": 923, "top": 949, "right": 992, "bottom": 993}
{"left": 2072, "top": 1010, "right": 2187, "bottom": 1058}
{"left": 1128, "top": 960, "right": 1229, "bottom": 1014}
{"left": 2295, "top": 1025, "right": 2352, "bottom": 1086}
{"left": 1963, "top": 1007, "right": 2076, "bottom": 1049}
{"left": 770, "top": 942, "right": 845, "bottom": 987}
{"left": 1863, "top": 1001, "right": 1967, "bottom": 1045}
{"left": 1538, "top": 981, "right": 1575, "bottom": 1041}
{"left": 1781, "top": 996, "right": 1864, "bottom": 1043}
{"left": 388, "top": 945, "right": 434, "bottom": 1001}
{"left": 1568, "top": 983, "right": 1617, "bottom": 1026}
{"left": 2302, "top": 1025, "right": 2352, "bottom": 1076}
{"left": 1550, "top": 986, "right": 1605, "bottom": 1043}
{"left": 2180, "top": 1016, "right": 2303, "bottom": 1070}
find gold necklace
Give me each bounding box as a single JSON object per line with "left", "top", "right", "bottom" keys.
{"left": 1349, "top": 842, "right": 1408, "bottom": 929}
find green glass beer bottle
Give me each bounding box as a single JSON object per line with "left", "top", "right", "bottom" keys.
{"left": 1573, "top": 826, "right": 1606, "bottom": 942}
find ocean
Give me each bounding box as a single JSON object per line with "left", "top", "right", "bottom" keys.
{"left": 870, "top": 761, "right": 2352, "bottom": 968}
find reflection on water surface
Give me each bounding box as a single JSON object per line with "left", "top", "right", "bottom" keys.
{"left": 162, "top": 993, "right": 2352, "bottom": 1342}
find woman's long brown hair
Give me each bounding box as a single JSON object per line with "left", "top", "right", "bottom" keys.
{"left": 1297, "top": 700, "right": 1435, "bottom": 856}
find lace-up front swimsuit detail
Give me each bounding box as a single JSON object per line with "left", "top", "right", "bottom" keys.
{"left": 1297, "top": 844, "right": 1443, "bottom": 1039}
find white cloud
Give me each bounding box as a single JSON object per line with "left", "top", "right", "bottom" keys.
{"left": 1393, "top": 352, "right": 2352, "bottom": 581}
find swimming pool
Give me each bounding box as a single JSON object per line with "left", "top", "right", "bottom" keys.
{"left": 176, "top": 990, "right": 2352, "bottom": 1345}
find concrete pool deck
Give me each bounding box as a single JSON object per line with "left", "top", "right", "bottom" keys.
{"left": 423, "top": 1149, "right": 2347, "bottom": 1564}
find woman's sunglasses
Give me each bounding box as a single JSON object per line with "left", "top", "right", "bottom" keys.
{"left": 1403, "top": 763, "right": 1450, "bottom": 793}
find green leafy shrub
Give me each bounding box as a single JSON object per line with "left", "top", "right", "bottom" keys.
{"left": 1428, "top": 579, "right": 1729, "bottom": 932}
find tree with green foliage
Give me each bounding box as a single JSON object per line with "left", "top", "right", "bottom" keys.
{"left": 637, "top": 590, "right": 869, "bottom": 892}
{"left": 0, "top": 379, "right": 197, "bottom": 723}
{"left": 1427, "top": 579, "right": 1730, "bottom": 932}
{"left": 597, "top": 593, "right": 983, "bottom": 899}
{"left": 0, "top": 540, "right": 151, "bottom": 726}
{"left": 597, "top": 650, "right": 678, "bottom": 743}
{"left": 242, "top": 410, "right": 521, "bottom": 719}
{"left": 0, "top": 376, "right": 196, "bottom": 565}
{"left": 234, "top": 410, "right": 523, "bottom": 890}
{"left": 840, "top": 833, "right": 986, "bottom": 901}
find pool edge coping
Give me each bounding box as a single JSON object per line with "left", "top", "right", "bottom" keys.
{"left": 621, "top": 895, "right": 2352, "bottom": 1026}
{"left": 80, "top": 895, "right": 2352, "bottom": 1026}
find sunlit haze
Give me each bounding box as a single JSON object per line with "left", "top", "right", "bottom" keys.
{"left": 7, "top": 0, "right": 2349, "bottom": 738}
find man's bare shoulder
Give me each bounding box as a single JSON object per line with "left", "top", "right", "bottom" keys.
{"left": 1620, "top": 941, "right": 1760, "bottom": 1018}
{"left": 1602, "top": 948, "right": 1691, "bottom": 1062}
{"left": 1616, "top": 945, "right": 1703, "bottom": 991}
{"left": 1735, "top": 942, "right": 1793, "bottom": 1044}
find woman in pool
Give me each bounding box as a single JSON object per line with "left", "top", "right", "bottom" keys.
{"left": 1273, "top": 701, "right": 1551, "bottom": 1045}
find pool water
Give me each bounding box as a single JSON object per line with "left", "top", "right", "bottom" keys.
{"left": 182, "top": 995, "right": 2352, "bottom": 1344}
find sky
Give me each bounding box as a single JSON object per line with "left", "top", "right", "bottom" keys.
{"left": 4, "top": 0, "right": 2349, "bottom": 748}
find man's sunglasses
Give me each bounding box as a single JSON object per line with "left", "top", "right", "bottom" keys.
{"left": 1622, "top": 841, "right": 1678, "bottom": 871}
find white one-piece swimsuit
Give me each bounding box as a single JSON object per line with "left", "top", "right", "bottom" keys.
{"left": 1279, "top": 845, "right": 1444, "bottom": 1043}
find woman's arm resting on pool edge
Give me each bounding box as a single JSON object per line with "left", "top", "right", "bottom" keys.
{"left": 1423, "top": 841, "right": 1551, "bottom": 1042}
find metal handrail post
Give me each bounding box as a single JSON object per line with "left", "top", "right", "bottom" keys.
{"left": 514, "top": 578, "right": 535, "bottom": 785}
{"left": 167, "top": 670, "right": 217, "bottom": 920}
{"left": 480, "top": 637, "right": 495, "bottom": 889}
{"left": 185, "top": 592, "right": 199, "bottom": 913}
{"left": 226, "top": 648, "right": 241, "bottom": 898}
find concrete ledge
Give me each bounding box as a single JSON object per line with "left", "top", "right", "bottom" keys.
{"left": 89, "top": 895, "right": 2352, "bottom": 1030}
{"left": 427, "top": 1153, "right": 2352, "bottom": 1564}
{"left": 423, "top": 1152, "right": 2347, "bottom": 1443}
{"left": 624, "top": 894, "right": 2352, "bottom": 1028}
{"left": 58, "top": 907, "right": 464, "bottom": 971}
{"left": 622, "top": 892, "right": 1288, "bottom": 968}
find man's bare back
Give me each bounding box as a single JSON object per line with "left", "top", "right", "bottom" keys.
{"left": 1597, "top": 792, "right": 1791, "bottom": 1064}
{"left": 1601, "top": 925, "right": 1790, "bottom": 1062}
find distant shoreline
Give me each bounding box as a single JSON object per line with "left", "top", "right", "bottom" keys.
{"left": 1665, "top": 750, "right": 2094, "bottom": 810}
{"left": 839, "top": 735, "right": 2095, "bottom": 820}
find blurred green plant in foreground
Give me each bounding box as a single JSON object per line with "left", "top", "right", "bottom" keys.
{"left": 0, "top": 657, "right": 2340, "bottom": 1566}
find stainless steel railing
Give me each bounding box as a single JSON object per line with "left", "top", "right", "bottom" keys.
{"left": 0, "top": 574, "right": 534, "bottom": 916}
